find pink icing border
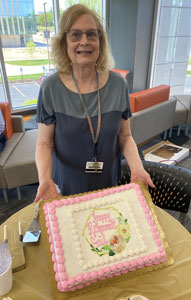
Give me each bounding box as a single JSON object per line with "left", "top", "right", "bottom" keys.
{"left": 43, "top": 183, "right": 167, "bottom": 292}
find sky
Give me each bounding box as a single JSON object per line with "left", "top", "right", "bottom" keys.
{"left": 34, "top": 0, "right": 53, "bottom": 14}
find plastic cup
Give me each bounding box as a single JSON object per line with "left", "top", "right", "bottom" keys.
{"left": 0, "top": 262, "right": 12, "bottom": 296}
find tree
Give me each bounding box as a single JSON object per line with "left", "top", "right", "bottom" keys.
{"left": 36, "top": 9, "right": 54, "bottom": 27}
{"left": 63, "top": 0, "right": 102, "bottom": 17}
{"left": 46, "top": 9, "right": 54, "bottom": 26}
{"left": 26, "top": 40, "right": 36, "bottom": 59}
{"left": 36, "top": 13, "right": 45, "bottom": 26}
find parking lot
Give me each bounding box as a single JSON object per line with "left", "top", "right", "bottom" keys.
{"left": 0, "top": 81, "right": 40, "bottom": 109}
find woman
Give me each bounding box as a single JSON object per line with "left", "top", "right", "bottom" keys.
{"left": 35, "top": 4, "right": 154, "bottom": 202}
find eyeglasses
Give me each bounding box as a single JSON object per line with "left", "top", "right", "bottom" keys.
{"left": 66, "top": 29, "right": 100, "bottom": 42}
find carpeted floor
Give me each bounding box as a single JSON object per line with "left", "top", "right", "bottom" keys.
{"left": 0, "top": 184, "right": 38, "bottom": 224}
{"left": 0, "top": 125, "right": 191, "bottom": 232}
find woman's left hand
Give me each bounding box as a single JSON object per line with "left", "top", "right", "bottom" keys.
{"left": 130, "top": 167, "right": 155, "bottom": 188}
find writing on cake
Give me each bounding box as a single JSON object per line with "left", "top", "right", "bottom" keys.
{"left": 83, "top": 207, "right": 131, "bottom": 256}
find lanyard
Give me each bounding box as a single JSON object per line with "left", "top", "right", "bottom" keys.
{"left": 72, "top": 71, "right": 101, "bottom": 159}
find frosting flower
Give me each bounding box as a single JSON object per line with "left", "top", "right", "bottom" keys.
{"left": 116, "top": 223, "right": 130, "bottom": 240}
{"left": 109, "top": 234, "right": 125, "bottom": 253}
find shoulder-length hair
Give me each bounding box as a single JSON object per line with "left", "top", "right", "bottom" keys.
{"left": 51, "top": 4, "right": 114, "bottom": 74}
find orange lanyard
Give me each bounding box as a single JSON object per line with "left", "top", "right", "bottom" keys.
{"left": 72, "top": 72, "right": 101, "bottom": 158}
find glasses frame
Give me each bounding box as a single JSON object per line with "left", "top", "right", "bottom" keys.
{"left": 66, "top": 29, "right": 100, "bottom": 42}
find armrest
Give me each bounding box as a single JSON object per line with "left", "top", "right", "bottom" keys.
{"left": 130, "top": 97, "right": 177, "bottom": 145}
{"left": 12, "top": 115, "right": 25, "bottom": 133}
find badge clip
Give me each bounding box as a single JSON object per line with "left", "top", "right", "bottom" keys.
{"left": 85, "top": 159, "right": 104, "bottom": 173}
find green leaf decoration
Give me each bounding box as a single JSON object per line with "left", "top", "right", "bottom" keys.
{"left": 118, "top": 217, "right": 123, "bottom": 224}
{"left": 119, "top": 213, "right": 122, "bottom": 217}
{"left": 101, "top": 245, "right": 111, "bottom": 251}
{"left": 126, "top": 236, "right": 130, "bottom": 243}
{"left": 109, "top": 250, "right": 115, "bottom": 256}
{"left": 125, "top": 218, "right": 127, "bottom": 223}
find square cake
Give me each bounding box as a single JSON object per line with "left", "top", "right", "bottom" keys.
{"left": 42, "top": 183, "right": 171, "bottom": 293}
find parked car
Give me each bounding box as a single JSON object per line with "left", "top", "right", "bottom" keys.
{"left": 38, "top": 68, "right": 56, "bottom": 85}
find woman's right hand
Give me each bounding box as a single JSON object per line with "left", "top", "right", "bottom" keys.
{"left": 34, "top": 178, "right": 60, "bottom": 202}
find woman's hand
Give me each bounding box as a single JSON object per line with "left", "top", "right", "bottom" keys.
{"left": 130, "top": 167, "right": 155, "bottom": 188}
{"left": 119, "top": 119, "right": 155, "bottom": 189}
{"left": 34, "top": 178, "right": 60, "bottom": 202}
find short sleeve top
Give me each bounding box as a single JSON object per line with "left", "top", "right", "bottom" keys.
{"left": 37, "top": 71, "right": 131, "bottom": 196}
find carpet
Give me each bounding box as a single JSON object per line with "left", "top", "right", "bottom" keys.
{"left": 163, "top": 128, "right": 190, "bottom": 146}
{"left": 0, "top": 184, "right": 38, "bottom": 224}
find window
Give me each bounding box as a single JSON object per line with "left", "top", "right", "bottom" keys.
{"left": 0, "top": 0, "right": 52, "bottom": 110}
{"left": 149, "top": 0, "right": 191, "bottom": 95}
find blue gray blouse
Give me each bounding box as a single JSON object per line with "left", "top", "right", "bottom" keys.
{"left": 37, "top": 71, "right": 131, "bottom": 196}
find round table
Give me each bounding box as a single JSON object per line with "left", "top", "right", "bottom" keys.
{"left": 0, "top": 203, "right": 191, "bottom": 300}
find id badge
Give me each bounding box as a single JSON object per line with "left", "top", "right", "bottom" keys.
{"left": 85, "top": 161, "right": 104, "bottom": 173}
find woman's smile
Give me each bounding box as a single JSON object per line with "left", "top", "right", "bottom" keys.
{"left": 76, "top": 50, "right": 93, "bottom": 56}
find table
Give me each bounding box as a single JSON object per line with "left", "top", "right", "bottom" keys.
{"left": 0, "top": 203, "right": 191, "bottom": 300}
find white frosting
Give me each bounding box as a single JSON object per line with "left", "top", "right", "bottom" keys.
{"left": 53, "top": 188, "right": 159, "bottom": 278}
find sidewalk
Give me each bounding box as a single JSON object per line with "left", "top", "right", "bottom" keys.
{"left": 5, "top": 63, "right": 53, "bottom": 76}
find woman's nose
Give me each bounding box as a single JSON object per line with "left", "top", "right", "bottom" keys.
{"left": 80, "top": 33, "right": 89, "bottom": 43}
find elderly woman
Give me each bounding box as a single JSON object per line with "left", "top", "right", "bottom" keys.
{"left": 35, "top": 4, "right": 154, "bottom": 202}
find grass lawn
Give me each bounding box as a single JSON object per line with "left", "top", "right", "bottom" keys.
{"left": 22, "top": 99, "right": 37, "bottom": 106}
{"left": 37, "top": 26, "right": 54, "bottom": 32}
{"left": 5, "top": 59, "right": 53, "bottom": 66}
{"left": 0, "top": 73, "right": 43, "bottom": 83}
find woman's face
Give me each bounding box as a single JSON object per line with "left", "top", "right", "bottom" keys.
{"left": 66, "top": 14, "right": 100, "bottom": 70}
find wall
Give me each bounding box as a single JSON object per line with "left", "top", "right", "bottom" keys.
{"left": 108, "top": 0, "right": 155, "bottom": 92}
{"left": 133, "top": 0, "right": 155, "bottom": 91}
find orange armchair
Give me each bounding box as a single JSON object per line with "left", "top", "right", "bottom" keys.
{"left": 112, "top": 69, "right": 130, "bottom": 79}
{"left": 128, "top": 85, "right": 177, "bottom": 145}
